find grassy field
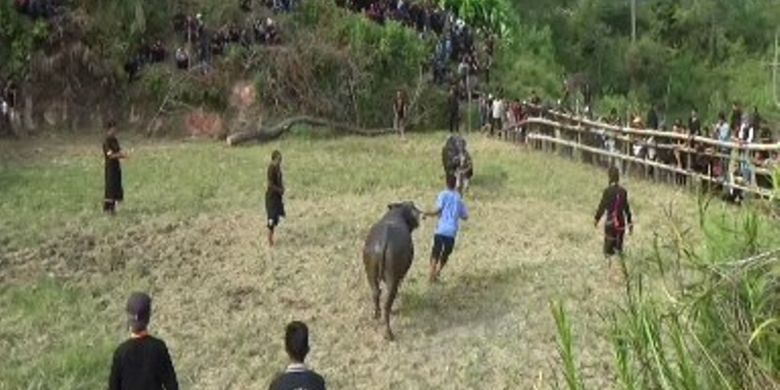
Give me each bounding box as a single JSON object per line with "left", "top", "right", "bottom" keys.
{"left": 0, "top": 131, "right": 716, "bottom": 389}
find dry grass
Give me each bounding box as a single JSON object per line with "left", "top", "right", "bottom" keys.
{"left": 0, "top": 131, "right": 708, "bottom": 389}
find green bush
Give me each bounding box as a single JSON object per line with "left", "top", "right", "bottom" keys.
{"left": 553, "top": 199, "right": 780, "bottom": 390}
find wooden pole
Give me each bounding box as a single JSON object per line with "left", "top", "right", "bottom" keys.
{"left": 631, "top": 0, "right": 637, "bottom": 42}
{"left": 466, "top": 72, "right": 472, "bottom": 133}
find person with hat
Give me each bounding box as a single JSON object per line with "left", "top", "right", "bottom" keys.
{"left": 269, "top": 321, "right": 326, "bottom": 390}
{"left": 109, "top": 292, "right": 179, "bottom": 390}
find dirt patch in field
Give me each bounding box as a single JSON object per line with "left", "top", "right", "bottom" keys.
{"left": 185, "top": 109, "right": 224, "bottom": 138}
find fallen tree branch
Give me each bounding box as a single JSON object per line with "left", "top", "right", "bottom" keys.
{"left": 226, "top": 115, "right": 397, "bottom": 146}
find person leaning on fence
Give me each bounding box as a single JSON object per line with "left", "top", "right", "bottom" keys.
{"left": 490, "top": 95, "right": 504, "bottom": 137}
{"left": 594, "top": 166, "right": 633, "bottom": 267}
{"left": 268, "top": 321, "right": 326, "bottom": 390}
{"left": 109, "top": 292, "right": 179, "bottom": 390}
{"left": 736, "top": 111, "right": 755, "bottom": 188}
{"left": 715, "top": 112, "right": 732, "bottom": 188}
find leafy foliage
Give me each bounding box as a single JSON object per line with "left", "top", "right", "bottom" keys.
{"left": 503, "top": 0, "right": 780, "bottom": 121}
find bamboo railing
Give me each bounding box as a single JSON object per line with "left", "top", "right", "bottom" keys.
{"left": 495, "top": 107, "right": 778, "bottom": 199}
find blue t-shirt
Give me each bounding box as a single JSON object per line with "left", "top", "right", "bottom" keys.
{"left": 435, "top": 190, "right": 468, "bottom": 238}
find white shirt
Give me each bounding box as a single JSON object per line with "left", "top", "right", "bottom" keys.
{"left": 0, "top": 100, "right": 7, "bottom": 115}
{"left": 492, "top": 99, "right": 504, "bottom": 119}
{"left": 738, "top": 123, "right": 754, "bottom": 143}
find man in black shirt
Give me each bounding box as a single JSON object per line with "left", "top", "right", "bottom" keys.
{"left": 646, "top": 105, "right": 659, "bottom": 130}
{"left": 266, "top": 150, "right": 286, "bottom": 247}
{"left": 688, "top": 108, "right": 701, "bottom": 137}
{"left": 730, "top": 101, "right": 742, "bottom": 134}
{"left": 109, "top": 292, "right": 179, "bottom": 390}
{"left": 269, "top": 321, "right": 326, "bottom": 390}
{"left": 594, "top": 166, "right": 633, "bottom": 262}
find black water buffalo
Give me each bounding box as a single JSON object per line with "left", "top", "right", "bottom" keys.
{"left": 362, "top": 202, "right": 421, "bottom": 341}
{"left": 442, "top": 135, "right": 473, "bottom": 193}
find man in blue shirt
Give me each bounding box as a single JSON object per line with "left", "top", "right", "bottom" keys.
{"left": 424, "top": 174, "right": 469, "bottom": 282}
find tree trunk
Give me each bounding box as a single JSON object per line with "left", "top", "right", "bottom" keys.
{"left": 24, "top": 95, "right": 35, "bottom": 132}
{"left": 226, "top": 115, "right": 396, "bottom": 146}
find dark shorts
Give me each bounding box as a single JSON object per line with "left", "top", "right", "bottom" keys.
{"left": 431, "top": 234, "right": 455, "bottom": 265}
{"left": 603, "top": 225, "right": 625, "bottom": 256}
{"left": 265, "top": 192, "right": 285, "bottom": 231}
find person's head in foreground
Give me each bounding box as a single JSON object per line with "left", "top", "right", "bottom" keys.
{"left": 285, "top": 321, "right": 310, "bottom": 363}
{"left": 608, "top": 165, "right": 620, "bottom": 185}
{"left": 272, "top": 150, "right": 282, "bottom": 166}
{"left": 446, "top": 173, "right": 457, "bottom": 191}
{"left": 270, "top": 321, "right": 326, "bottom": 389}
{"left": 126, "top": 292, "right": 152, "bottom": 333}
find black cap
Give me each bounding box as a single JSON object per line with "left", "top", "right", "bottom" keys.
{"left": 126, "top": 292, "right": 152, "bottom": 331}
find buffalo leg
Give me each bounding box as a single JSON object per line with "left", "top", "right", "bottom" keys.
{"left": 383, "top": 279, "right": 400, "bottom": 341}
{"left": 365, "top": 262, "right": 381, "bottom": 319}
{"left": 372, "top": 282, "right": 381, "bottom": 320}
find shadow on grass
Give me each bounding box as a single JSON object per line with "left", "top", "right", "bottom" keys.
{"left": 0, "top": 169, "right": 24, "bottom": 193}
{"left": 399, "top": 264, "right": 532, "bottom": 336}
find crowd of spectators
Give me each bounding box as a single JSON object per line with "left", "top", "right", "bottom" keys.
{"left": 504, "top": 93, "right": 778, "bottom": 201}
{"left": 13, "top": 0, "right": 62, "bottom": 19}
{"left": 125, "top": 3, "right": 285, "bottom": 82}
{"left": 336, "top": 1, "right": 481, "bottom": 86}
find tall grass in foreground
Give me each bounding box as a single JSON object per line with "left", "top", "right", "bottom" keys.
{"left": 553, "top": 193, "right": 780, "bottom": 390}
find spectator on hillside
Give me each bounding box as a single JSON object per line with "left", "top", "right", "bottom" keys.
{"left": 688, "top": 107, "right": 701, "bottom": 137}
{"left": 750, "top": 106, "right": 762, "bottom": 131}
{"left": 268, "top": 321, "right": 326, "bottom": 390}
{"left": 109, "top": 292, "right": 179, "bottom": 390}
{"left": 264, "top": 18, "right": 279, "bottom": 44}
{"left": 124, "top": 57, "right": 141, "bottom": 83}
{"left": 150, "top": 40, "right": 166, "bottom": 63}
{"left": 730, "top": 101, "right": 742, "bottom": 135}
{"left": 448, "top": 86, "right": 460, "bottom": 133}
{"left": 646, "top": 104, "right": 659, "bottom": 130}
{"left": 530, "top": 90, "right": 541, "bottom": 107}
{"left": 607, "top": 108, "right": 620, "bottom": 126}
{"left": 240, "top": 0, "right": 251, "bottom": 12}
{"left": 175, "top": 48, "right": 189, "bottom": 69}
{"left": 210, "top": 32, "right": 224, "bottom": 56}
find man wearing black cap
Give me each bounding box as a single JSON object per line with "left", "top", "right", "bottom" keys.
{"left": 109, "top": 292, "right": 179, "bottom": 390}
{"left": 269, "top": 321, "right": 326, "bottom": 390}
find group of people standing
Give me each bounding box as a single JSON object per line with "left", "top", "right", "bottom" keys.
{"left": 109, "top": 292, "right": 325, "bottom": 390}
